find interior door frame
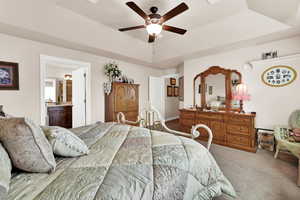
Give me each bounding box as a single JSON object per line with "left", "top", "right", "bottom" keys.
{"left": 40, "top": 55, "right": 92, "bottom": 126}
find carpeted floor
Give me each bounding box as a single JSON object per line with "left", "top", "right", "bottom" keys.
{"left": 210, "top": 143, "right": 299, "bottom": 200}
{"left": 166, "top": 119, "right": 300, "bottom": 200}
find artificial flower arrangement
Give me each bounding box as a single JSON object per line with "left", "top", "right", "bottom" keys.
{"left": 104, "top": 62, "right": 122, "bottom": 81}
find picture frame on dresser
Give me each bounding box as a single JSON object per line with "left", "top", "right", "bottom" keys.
{"left": 0, "top": 61, "right": 19, "bottom": 90}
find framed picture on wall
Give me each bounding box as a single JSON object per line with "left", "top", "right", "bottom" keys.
{"left": 262, "top": 65, "right": 297, "bottom": 87}
{"left": 0, "top": 61, "right": 19, "bottom": 90}
{"left": 209, "top": 86, "right": 213, "bottom": 95}
{"left": 174, "top": 86, "right": 179, "bottom": 97}
{"left": 170, "top": 78, "right": 176, "bottom": 85}
{"left": 179, "top": 76, "right": 184, "bottom": 101}
{"left": 167, "top": 86, "right": 173, "bottom": 97}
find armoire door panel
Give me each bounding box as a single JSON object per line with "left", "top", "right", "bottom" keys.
{"left": 126, "top": 85, "right": 138, "bottom": 111}
{"left": 115, "top": 85, "right": 128, "bottom": 112}
{"left": 105, "top": 83, "right": 139, "bottom": 122}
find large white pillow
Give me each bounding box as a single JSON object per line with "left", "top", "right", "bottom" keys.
{"left": 42, "top": 126, "right": 89, "bottom": 157}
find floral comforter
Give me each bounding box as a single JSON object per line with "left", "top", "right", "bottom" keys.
{"left": 8, "top": 122, "right": 236, "bottom": 200}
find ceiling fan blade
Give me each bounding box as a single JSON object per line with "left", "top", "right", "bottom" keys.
{"left": 119, "top": 25, "right": 146, "bottom": 32}
{"left": 163, "top": 25, "right": 187, "bottom": 35}
{"left": 161, "top": 3, "right": 189, "bottom": 23}
{"left": 126, "top": 1, "right": 148, "bottom": 20}
{"left": 148, "top": 35, "right": 155, "bottom": 43}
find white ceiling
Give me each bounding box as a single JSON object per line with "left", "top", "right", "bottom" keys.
{"left": 53, "top": 0, "right": 249, "bottom": 42}
{"left": 45, "top": 0, "right": 300, "bottom": 68}
{"left": 1, "top": 0, "right": 300, "bottom": 69}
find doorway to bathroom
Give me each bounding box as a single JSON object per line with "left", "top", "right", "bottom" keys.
{"left": 40, "top": 55, "right": 92, "bottom": 128}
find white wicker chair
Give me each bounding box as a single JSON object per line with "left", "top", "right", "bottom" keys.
{"left": 117, "top": 103, "right": 213, "bottom": 150}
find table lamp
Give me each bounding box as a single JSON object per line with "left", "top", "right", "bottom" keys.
{"left": 233, "top": 83, "right": 250, "bottom": 113}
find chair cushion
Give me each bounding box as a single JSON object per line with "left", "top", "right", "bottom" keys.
{"left": 289, "top": 110, "right": 300, "bottom": 129}
{"left": 0, "top": 118, "right": 56, "bottom": 173}
{"left": 42, "top": 126, "right": 89, "bottom": 157}
{"left": 0, "top": 143, "right": 11, "bottom": 200}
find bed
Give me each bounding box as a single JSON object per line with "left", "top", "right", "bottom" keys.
{"left": 7, "top": 122, "right": 236, "bottom": 200}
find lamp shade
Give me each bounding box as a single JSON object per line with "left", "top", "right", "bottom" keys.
{"left": 233, "top": 83, "right": 250, "bottom": 101}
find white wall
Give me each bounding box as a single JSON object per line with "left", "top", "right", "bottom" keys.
{"left": 183, "top": 36, "right": 300, "bottom": 129}
{"left": 0, "top": 33, "right": 163, "bottom": 124}
{"left": 164, "top": 77, "right": 180, "bottom": 121}
{"left": 177, "top": 64, "right": 185, "bottom": 109}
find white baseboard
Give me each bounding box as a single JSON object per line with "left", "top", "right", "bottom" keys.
{"left": 165, "top": 116, "right": 179, "bottom": 122}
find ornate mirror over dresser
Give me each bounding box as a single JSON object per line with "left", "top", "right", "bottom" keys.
{"left": 181, "top": 66, "right": 257, "bottom": 152}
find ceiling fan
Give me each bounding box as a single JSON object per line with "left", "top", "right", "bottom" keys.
{"left": 119, "top": 1, "right": 189, "bottom": 43}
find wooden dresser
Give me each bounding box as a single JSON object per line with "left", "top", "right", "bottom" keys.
{"left": 180, "top": 109, "right": 257, "bottom": 152}
{"left": 47, "top": 105, "right": 73, "bottom": 128}
{"left": 105, "top": 83, "right": 139, "bottom": 122}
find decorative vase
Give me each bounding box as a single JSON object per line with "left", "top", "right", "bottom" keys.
{"left": 103, "top": 81, "right": 112, "bottom": 95}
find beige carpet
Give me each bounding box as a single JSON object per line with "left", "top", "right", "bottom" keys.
{"left": 165, "top": 120, "right": 299, "bottom": 199}
{"left": 205, "top": 142, "right": 300, "bottom": 200}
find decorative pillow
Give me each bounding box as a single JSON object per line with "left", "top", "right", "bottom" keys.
{"left": 0, "top": 118, "right": 56, "bottom": 173}
{"left": 0, "top": 106, "right": 13, "bottom": 119}
{"left": 289, "top": 110, "right": 300, "bottom": 129}
{"left": 0, "top": 143, "right": 12, "bottom": 200}
{"left": 41, "top": 126, "right": 89, "bottom": 157}
{"left": 0, "top": 105, "right": 5, "bottom": 117}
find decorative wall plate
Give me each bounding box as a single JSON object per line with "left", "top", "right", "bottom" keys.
{"left": 262, "top": 65, "right": 297, "bottom": 87}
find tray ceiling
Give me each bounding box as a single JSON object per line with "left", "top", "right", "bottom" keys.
{"left": 2, "top": 0, "right": 299, "bottom": 68}
{"left": 53, "top": 0, "right": 249, "bottom": 42}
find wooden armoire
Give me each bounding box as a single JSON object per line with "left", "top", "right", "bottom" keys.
{"left": 105, "top": 82, "right": 139, "bottom": 122}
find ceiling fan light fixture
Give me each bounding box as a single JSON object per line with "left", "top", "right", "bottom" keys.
{"left": 146, "top": 23, "right": 162, "bottom": 36}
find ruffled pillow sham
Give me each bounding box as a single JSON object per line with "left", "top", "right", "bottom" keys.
{"left": 42, "top": 126, "right": 89, "bottom": 157}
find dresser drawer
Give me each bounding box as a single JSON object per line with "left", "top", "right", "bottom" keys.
{"left": 227, "top": 124, "right": 250, "bottom": 136}
{"left": 197, "top": 113, "right": 223, "bottom": 121}
{"left": 180, "top": 118, "right": 194, "bottom": 127}
{"left": 180, "top": 111, "right": 195, "bottom": 119}
{"left": 226, "top": 115, "right": 252, "bottom": 124}
{"left": 180, "top": 126, "right": 192, "bottom": 134}
{"left": 227, "top": 134, "right": 250, "bottom": 147}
